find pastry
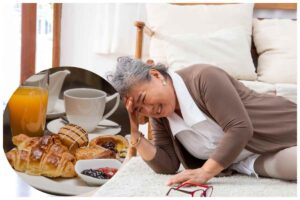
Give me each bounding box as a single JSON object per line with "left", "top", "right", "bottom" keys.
{"left": 89, "top": 135, "right": 129, "bottom": 159}
{"left": 75, "top": 146, "right": 116, "bottom": 160}
{"left": 6, "top": 134, "right": 76, "bottom": 178}
{"left": 57, "top": 124, "right": 88, "bottom": 153}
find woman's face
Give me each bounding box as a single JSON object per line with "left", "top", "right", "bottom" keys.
{"left": 126, "top": 69, "right": 177, "bottom": 118}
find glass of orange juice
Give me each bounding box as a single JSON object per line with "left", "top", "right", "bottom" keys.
{"left": 8, "top": 72, "right": 49, "bottom": 137}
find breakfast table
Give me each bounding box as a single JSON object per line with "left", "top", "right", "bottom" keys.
{"left": 2, "top": 113, "right": 128, "bottom": 196}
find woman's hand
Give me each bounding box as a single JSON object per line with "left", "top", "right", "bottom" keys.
{"left": 166, "top": 159, "right": 224, "bottom": 186}
{"left": 166, "top": 167, "right": 214, "bottom": 186}
{"left": 124, "top": 96, "right": 139, "bottom": 133}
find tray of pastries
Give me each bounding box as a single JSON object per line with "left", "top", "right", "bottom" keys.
{"left": 5, "top": 123, "right": 129, "bottom": 196}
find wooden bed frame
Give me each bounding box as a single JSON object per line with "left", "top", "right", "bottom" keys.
{"left": 128, "top": 3, "right": 297, "bottom": 157}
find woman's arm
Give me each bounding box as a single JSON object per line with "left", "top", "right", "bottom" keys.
{"left": 125, "top": 96, "right": 157, "bottom": 161}
{"left": 130, "top": 130, "right": 156, "bottom": 161}
{"left": 125, "top": 97, "right": 180, "bottom": 174}
{"left": 143, "top": 118, "right": 181, "bottom": 174}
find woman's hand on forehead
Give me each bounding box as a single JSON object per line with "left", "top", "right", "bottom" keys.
{"left": 124, "top": 92, "right": 146, "bottom": 113}
{"left": 123, "top": 95, "right": 140, "bottom": 131}
{"left": 123, "top": 96, "right": 135, "bottom": 113}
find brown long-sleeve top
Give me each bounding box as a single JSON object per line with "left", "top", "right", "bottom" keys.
{"left": 144, "top": 64, "right": 297, "bottom": 174}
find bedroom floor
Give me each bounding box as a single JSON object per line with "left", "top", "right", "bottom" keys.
{"left": 93, "top": 156, "right": 297, "bottom": 197}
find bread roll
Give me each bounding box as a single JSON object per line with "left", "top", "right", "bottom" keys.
{"left": 58, "top": 124, "right": 88, "bottom": 153}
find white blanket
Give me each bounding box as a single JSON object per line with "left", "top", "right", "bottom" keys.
{"left": 93, "top": 157, "right": 296, "bottom": 197}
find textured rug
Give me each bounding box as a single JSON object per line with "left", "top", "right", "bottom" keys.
{"left": 93, "top": 157, "right": 297, "bottom": 197}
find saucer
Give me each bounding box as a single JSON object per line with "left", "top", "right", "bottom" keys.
{"left": 47, "top": 99, "right": 65, "bottom": 119}
{"left": 47, "top": 118, "right": 121, "bottom": 140}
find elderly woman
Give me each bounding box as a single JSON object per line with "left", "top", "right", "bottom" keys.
{"left": 110, "top": 57, "right": 297, "bottom": 185}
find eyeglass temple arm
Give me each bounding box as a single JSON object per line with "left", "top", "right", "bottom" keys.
{"left": 166, "top": 188, "right": 193, "bottom": 196}
{"left": 177, "top": 182, "right": 210, "bottom": 189}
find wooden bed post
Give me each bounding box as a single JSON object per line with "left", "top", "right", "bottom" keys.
{"left": 134, "top": 21, "right": 145, "bottom": 59}
{"left": 20, "top": 3, "right": 37, "bottom": 84}
{"left": 52, "top": 3, "right": 62, "bottom": 68}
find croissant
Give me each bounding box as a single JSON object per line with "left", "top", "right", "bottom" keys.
{"left": 6, "top": 134, "right": 76, "bottom": 178}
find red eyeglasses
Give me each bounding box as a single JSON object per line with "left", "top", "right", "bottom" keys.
{"left": 166, "top": 182, "right": 213, "bottom": 197}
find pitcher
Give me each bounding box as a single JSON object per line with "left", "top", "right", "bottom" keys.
{"left": 8, "top": 71, "right": 49, "bottom": 137}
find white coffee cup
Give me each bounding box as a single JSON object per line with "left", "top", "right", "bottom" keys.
{"left": 64, "top": 88, "right": 120, "bottom": 132}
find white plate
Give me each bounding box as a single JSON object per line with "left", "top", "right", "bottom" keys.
{"left": 47, "top": 99, "right": 65, "bottom": 119}
{"left": 75, "top": 159, "right": 121, "bottom": 186}
{"left": 47, "top": 118, "right": 121, "bottom": 140}
{"left": 17, "top": 172, "right": 99, "bottom": 196}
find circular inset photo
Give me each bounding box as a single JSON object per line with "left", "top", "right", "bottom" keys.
{"left": 3, "top": 67, "right": 130, "bottom": 196}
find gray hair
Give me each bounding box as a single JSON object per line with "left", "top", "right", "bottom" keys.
{"left": 109, "top": 56, "right": 169, "bottom": 97}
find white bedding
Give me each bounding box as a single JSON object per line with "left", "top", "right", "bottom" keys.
{"left": 239, "top": 80, "right": 297, "bottom": 104}
{"left": 239, "top": 80, "right": 276, "bottom": 95}
{"left": 275, "top": 83, "right": 297, "bottom": 103}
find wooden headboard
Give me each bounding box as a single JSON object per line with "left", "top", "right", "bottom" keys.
{"left": 134, "top": 3, "right": 297, "bottom": 60}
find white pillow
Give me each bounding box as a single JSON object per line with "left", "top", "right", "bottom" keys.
{"left": 165, "top": 28, "right": 257, "bottom": 80}
{"left": 146, "top": 3, "right": 254, "bottom": 64}
{"left": 239, "top": 80, "right": 275, "bottom": 95}
{"left": 253, "top": 19, "right": 297, "bottom": 84}
{"left": 275, "top": 83, "right": 297, "bottom": 104}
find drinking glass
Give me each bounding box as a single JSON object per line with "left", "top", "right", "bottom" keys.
{"left": 8, "top": 71, "right": 49, "bottom": 137}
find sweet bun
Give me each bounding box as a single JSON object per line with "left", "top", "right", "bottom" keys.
{"left": 89, "top": 135, "right": 128, "bottom": 159}
{"left": 58, "top": 124, "right": 88, "bottom": 153}
{"left": 75, "top": 146, "right": 116, "bottom": 160}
